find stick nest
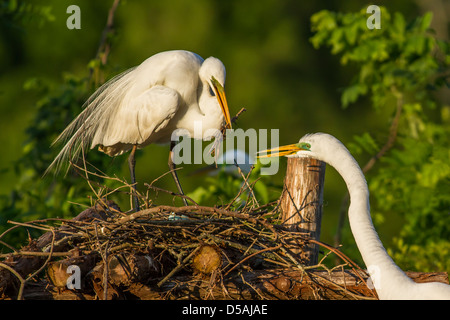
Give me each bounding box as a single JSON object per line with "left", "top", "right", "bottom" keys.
{"left": 0, "top": 197, "right": 377, "bottom": 300}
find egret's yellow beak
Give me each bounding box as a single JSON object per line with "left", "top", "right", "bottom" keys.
{"left": 211, "top": 76, "right": 232, "bottom": 129}
{"left": 257, "top": 142, "right": 311, "bottom": 158}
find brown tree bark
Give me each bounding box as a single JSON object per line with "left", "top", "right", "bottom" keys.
{"left": 280, "top": 157, "right": 326, "bottom": 266}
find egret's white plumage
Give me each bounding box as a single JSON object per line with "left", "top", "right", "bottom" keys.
{"left": 48, "top": 50, "right": 231, "bottom": 170}
{"left": 259, "top": 133, "right": 450, "bottom": 300}
{"left": 48, "top": 50, "right": 232, "bottom": 210}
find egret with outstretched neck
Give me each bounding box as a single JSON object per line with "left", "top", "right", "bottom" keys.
{"left": 258, "top": 132, "right": 450, "bottom": 299}
{"left": 47, "top": 50, "right": 233, "bottom": 211}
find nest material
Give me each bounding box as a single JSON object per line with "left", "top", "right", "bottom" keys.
{"left": 0, "top": 199, "right": 380, "bottom": 300}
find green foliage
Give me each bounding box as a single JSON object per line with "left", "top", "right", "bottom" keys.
{"left": 372, "top": 121, "right": 450, "bottom": 244}
{"left": 0, "top": 70, "right": 113, "bottom": 246}
{"left": 0, "top": 5, "right": 123, "bottom": 247}
{"left": 347, "top": 132, "right": 379, "bottom": 155}
{"left": 389, "top": 238, "right": 450, "bottom": 273}
{"left": 311, "top": 7, "right": 450, "bottom": 271}
{"left": 0, "top": 0, "right": 55, "bottom": 28}
{"left": 311, "top": 8, "right": 446, "bottom": 110}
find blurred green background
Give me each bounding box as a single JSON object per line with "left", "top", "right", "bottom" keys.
{"left": 1, "top": 0, "right": 449, "bottom": 271}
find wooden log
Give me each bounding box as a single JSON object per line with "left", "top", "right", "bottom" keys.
{"left": 0, "top": 200, "right": 119, "bottom": 297}
{"left": 17, "top": 268, "right": 449, "bottom": 300}
{"left": 19, "top": 269, "right": 448, "bottom": 300}
{"left": 47, "top": 252, "right": 99, "bottom": 289}
{"left": 89, "top": 263, "right": 122, "bottom": 300}
{"left": 0, "top": 241, "right": 47, "bottom": 297}
{"left": 192, "top": 245, "right": 222, "bottom": 275}
{"left": 83, "top": 252, "right": 160, "bottom": 300}
{"left": 280, "top": 157, "right": 326, "bottom": 265}
{"left": 22, "top": 281, "right": 97, "bottom": 300}
{"left": 108, "top": 253, "right": 159, "bottom": 286}
{"left": 124, "top": 270, "right": 449, "bottom": 300}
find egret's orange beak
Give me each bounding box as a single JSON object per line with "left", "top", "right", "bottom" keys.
{"left": 257, "top": 142, "right": 311, "bottom": 158}
{"left": 211, "top": 76, "right": 232, "bottom": 129}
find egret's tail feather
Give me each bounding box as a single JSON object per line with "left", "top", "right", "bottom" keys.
{"left": 45, "top": 66, "right": 137, "bottom": 176}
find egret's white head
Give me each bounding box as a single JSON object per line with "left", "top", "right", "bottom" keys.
{"left": 199, "top": 57, "right": 232, "bottom": 129}
{"left": 257, "top": 132, "right": 356, "bottom": 175}
{"left": 295, "top": 133, "right": 357, "bottom": 167}
{"left": 200, "top": 57, "right": 226, "bottom": 87}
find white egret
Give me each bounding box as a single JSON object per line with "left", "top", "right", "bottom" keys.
{"left": 47, "top": 50, "right": 233, "bottom": 211}
{"left": 258, "top": 132, "right": 450, "bottom": 300}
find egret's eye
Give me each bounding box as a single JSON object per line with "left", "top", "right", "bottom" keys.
{"left": 209, "top": 85, "right": 215, "bottom": 97}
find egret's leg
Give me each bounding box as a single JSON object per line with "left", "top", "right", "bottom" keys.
{"left": 169, "top": 141, "right": 189, "bottom": 206}
{"left": 128, "top": 145, "right": 140, "bottom": 212}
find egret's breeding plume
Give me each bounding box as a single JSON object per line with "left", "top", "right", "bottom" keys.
{"left": 47, "top": 50, "right": 233, "bottom": 211}
{"left": 258, "top": 133, "right": 450, "bottom": 300}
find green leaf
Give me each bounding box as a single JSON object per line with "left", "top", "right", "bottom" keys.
{"left": 341, "top": 83, "right": 367, "bottom": 107}
{"left": 419, "top": 12, "right": 433, "bottom": 31}
{"left": 419, "top": 159, "right": 450, "bottom": 188}
{"left": 392, "top": 12, "right": 406, "bottom": 40}
{"left": 352, "top": 132, "right": 379, "bottom": 155}
{"left": 310, "top": 10, "right": 337, "bottom": 31}
{"left": 329, "top": 28, "right": 345, "bottom": 54}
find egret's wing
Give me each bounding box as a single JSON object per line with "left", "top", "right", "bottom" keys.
{"left": 93, "top": 85, "right": 180, "bottom": 156}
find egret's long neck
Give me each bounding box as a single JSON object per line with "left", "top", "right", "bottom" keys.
{"left": 320, "top": 145, "right": 414, "bottom": 298}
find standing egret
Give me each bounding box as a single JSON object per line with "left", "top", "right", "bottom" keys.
{"left": 258, "top": 132, "right": 450, "bottom": 299}
{"left": 47, "top": 50, "right": 233, "bottom": 211}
